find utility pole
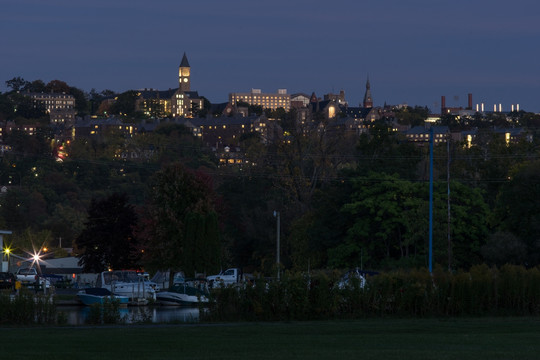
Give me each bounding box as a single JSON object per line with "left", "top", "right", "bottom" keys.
{"left": 447, "top": 131, "right": 452, "bottom": 271}
{"left": 273, "top": 211, "right": 280, "bottom": 281}
{"left": 429, "top": 127, "right": 433, "bottom": 273}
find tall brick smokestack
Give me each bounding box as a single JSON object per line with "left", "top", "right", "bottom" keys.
{"left": 468, "top": 93, "right": 472, "bottom": 110}
{"left": 441, "top": 96, "right": 446, "bottom": 114}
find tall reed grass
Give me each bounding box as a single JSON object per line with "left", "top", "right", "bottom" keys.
{"left": 203, "top": 265, "right": 540, "bottom": 321}
{"left": 0, "top": 289, "right": 57, "bottom": 325}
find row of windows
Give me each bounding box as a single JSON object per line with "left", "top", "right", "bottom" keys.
{"left": 38, "top": 100, "right": 74, "bottom": 105}
{"left": 219, "top": 158, "right": 244, "bottom": 165}
{"left": 31, "top": 95, "right": 73, "bottom": 100}
{"left": 200, "top": 124, "right": 249, "bottom": 130}
{"left": 407, "top": 133, "right": 446, "bottom": 138}
{"left": 233, "top": 95, "right": 289, "bottom": 100}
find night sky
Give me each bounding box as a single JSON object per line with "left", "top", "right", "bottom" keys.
{"left": 2, "top": 0, "right": 539, "bottom": 112}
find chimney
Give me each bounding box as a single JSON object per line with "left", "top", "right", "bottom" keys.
{"left": 441, "top": 96, "right": 446, "bottom": 114}
{"left": 468, "top": 93, "right": 472, "bottom": 109}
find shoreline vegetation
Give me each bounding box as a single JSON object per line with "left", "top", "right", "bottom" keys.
{"left": 204, "top": 264, "right": 540, "bottom": 322}
{"left": 2, "top": 264, "right": 540, "bottom": 326}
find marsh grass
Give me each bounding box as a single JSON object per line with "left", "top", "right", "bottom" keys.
{"left": 205, "top": 264, "right": 540, "bottom": 321}
{"left": 86, "top": 298, "right": 124, "bottom": 325}
{"left": 0, "top": 289, "right": 57, "bottom": 325}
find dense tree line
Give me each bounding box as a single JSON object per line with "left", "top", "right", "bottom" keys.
{"left": 2, "top": 76, "right": 540, "bottom": 275}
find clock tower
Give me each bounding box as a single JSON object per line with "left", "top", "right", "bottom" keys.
{"left": 179, "top": 52, "right": 191, "bottom": 92}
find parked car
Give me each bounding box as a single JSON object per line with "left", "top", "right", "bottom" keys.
{"left": 0, "top": 272, "right": 16, "bottom": 290}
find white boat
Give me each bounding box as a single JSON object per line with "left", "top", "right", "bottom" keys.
{"left": 156, "top": 281, "right": 209, "bottom": 306}
{"left": 95, "top": 270, "right": 158, "bottom": 305}
{"left": 77, "top": 287, "right": 129, "bottom": 306}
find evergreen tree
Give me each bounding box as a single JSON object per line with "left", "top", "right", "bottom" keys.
{"left": 76, "top": 193, "right": 140, "bottom": 272}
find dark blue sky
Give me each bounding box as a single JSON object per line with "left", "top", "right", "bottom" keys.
{"left": 2, "top": 0, "right": 539, "bottom": 112}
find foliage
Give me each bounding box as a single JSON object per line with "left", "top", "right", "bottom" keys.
{"left": 3, "top": 92, "right": 48, "bottom": 121}
{"left": 355, "top": 121, "right": 421, "bottom": 179}
{"left": 109, "top": 90, "right": 141, "bottom": 118}
{"left": 1, "top": 78, "right": 540, "bottom": 276}
{"left": 481, "top": 231, "right": 527, "bottom": 267}
{"left": 76, "top": 193, "right": 140, "bottom": 272}
{"left": 0, "top": 290, "right": 56, "bottom": 325}
{"left": 394, "top": 105, "right": 430, "bottom": 127}
{"left": 450, "top": 131, "right": 537, "bottom": 207}
{"left": 134, "top": 123, "right": 216, "bottom": 168}
{"left": 328, "top": 172, "right": 489, "bottom": 270}
{"left": 491, "top": 160, "right": 540, "bottom": 265}
{"left": 269, "top": 108, "right": 358, "bottom": 215}
{"left": 288, "top": 180, "right": 354, "bottom": 270}
{"left": 205, "top": 265, "right": 540, "bottom": 322}
{"left": 139, "top": 163, "right": 221, "bottom": 279}
{"left": 216, "top": 170, "right": 277, "bottom": 272}
{"left": 5, "top": 77, "right": 30, "bottom": 91}
{"left": 86, "top": 298, "right": 124, "bottom": 325}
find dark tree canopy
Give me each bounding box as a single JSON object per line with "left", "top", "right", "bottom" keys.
{"left": 491, "top": 160, "right": 540, "bottom": 265}
{"left": 138, "top": 163, "right": 221, "bottom": 279}
{"left": 76, "top": 193, "right": 140, "bottom": 272}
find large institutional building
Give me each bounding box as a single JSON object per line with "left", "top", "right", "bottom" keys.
{"left": 229, "top": 89, "right": 291, "bottom": 111}
{"left": 27, "top": 92, "right": 76, "bottom": 124}
{"left": 136, "top": 53, "right": 203, "bottom": 118}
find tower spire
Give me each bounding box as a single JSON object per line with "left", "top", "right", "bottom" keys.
{"left": 180, "top": 52, "right": 190, "bottom": 67}
{"left": 363, "top": 75, "right": 373, "bottom": 108}
{"left": 178, "top": 52, "right": 191, "bottom": 92}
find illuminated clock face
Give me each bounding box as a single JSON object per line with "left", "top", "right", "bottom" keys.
{"left": 183, "top": 78, "right": 188, "bottom": 82}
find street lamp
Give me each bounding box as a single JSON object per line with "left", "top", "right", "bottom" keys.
{"left": 273, "top": 211, "right": 280, "bottom": 281}
{"left": 3, "top": 247, "right": 11, "bottom": 272}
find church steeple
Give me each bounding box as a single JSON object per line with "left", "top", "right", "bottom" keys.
{"left": 363, "top": 76, "right": 373, "bottom": 108}
{"left": 179, "top": 52, "right": 191, "bottom": 92}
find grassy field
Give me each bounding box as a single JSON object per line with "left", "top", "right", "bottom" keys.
{"left": 1, "top": 317, "right": 540, "bottom": 359}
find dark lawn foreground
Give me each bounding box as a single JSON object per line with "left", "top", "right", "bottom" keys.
{"left": 1, "top": 318, "right": 540, "bottom": 360}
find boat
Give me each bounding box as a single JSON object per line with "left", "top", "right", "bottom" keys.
{"left": 95, "top": 270, "right": 158, "bottom": 305}
{"left": 156, "top": 281, "right": 209, "bottom": 306}
{"left": 77, "top": 287, "right": 129, "bottom": 306}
